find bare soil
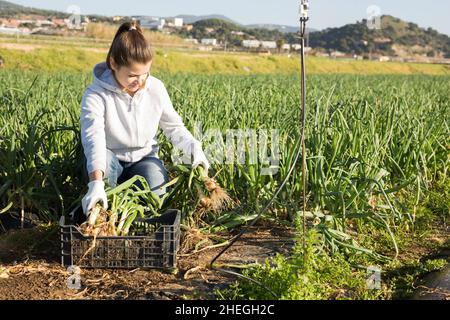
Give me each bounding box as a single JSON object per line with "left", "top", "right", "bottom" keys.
{"left": 0, "top": 225, "right": 295, "bottom": 300}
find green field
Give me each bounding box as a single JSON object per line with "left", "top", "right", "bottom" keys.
{"left": 1, "top": 35, "right": 449, "bottom": 75}
{"left": 0, "top": 69, "right": 448, "bottom": 299}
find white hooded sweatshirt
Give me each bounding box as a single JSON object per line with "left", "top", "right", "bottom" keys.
{"left": 80, "top": 62, "right": 203, "bottom": 175}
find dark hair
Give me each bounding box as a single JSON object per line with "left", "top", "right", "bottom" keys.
{"left": 106, "top": 21, "right": 153, "bottom": 69}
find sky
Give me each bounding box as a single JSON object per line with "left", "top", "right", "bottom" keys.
{"left": 9, "top": 0, "right": 450, "bottom": 35}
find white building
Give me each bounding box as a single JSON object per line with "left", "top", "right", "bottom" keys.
{"left": 201, "top": 38, "right": 217, "bottom": 46}
{"left": 164, "top": 17, "right": 183, "bottom": 28}
{"left": 184, "top": 38, "right": 199, "bottom": 44}
{"left": 242, "top": 40, "right": 260, "bottom": 48}
{"left": 173, "top": 18, "right": 183, "bottom": 27}
{"left": 0, "top": 26, "right": 23, "bottom": 34}
{"left": 36, "top": 20, "right": 55, "bottom": 27}
{"left": 136, "top": 16, "right": 165, "bottom": 31}
{"left": 260, "top": 41, "right": 277, "bottom": 49}
{"left": 17, "top": 19, "right": 34, "bottom": 24}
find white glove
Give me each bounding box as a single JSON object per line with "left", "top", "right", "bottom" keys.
{"left": 81, "top": 180, "right": 108, "bottom": 215}
{"left": 192, "top": 145, "right": 210, "bottom": 173}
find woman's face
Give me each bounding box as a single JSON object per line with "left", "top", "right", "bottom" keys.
{"left": 110, "top": 60, "right": 152, "bottom": 94}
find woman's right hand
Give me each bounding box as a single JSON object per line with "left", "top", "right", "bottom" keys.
{"left": 81, "top": 180, "right": 108, "bottom": 215}
{"left": 192, "top": 146, "right": 210, "bottom": 174}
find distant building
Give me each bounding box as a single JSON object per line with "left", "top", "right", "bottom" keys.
{"left": 3, "top": 19, "right": 20, "bottom": 28}
{"left": 52, "top": 18, "right": 66, "bottom": 27}
{"left": 314, "top": 51, "right": 330, "bottom": 57}
{"left": 370, "top": 55, "right": 391, "bottom": 62}
{"left": 29, "top": 15, "right": 46, "bottom": 21}
{"left": 282, "top": 44, "right": 291, "bottom": 51}
{"left": 334, "top": 54, "right": 362, "bottom": 60}
{"left": 242, "top": 40, "right": 260, "bottom": 48}
{"left": 260, "top": 41, "right": 277, "bottom": 49}
{"left": 36, "top": 20, "right": 54, "bottom": 27}
{"left": 173, "top": 18, "right": 183, "bottom": 27}
{"left": 135, "top": 16, "right": 165, "bottom": 31}
{"left": 18, "top": 20, "right": 34, "bottom": 25}
{"left": 164, "top": 17, "right": 183, "bottom": 28}
{"left": 201, "top": 38, "right": 217, "bottom": 46}
{"left": 0, "top": 26, "right": 24, "bottom": 34}
{"left": 374, "top": 37, "right": 392, "bottom": 44}
{"left": 183, "top": 24, "right": 193, "bottom": 31}
{"left": 184, "top": 38, "right": 198, "bottom": 44}
{"left": 330, "top": 51, "right": 346, "bottom": 58}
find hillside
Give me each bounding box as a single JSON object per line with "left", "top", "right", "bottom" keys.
{"left": 309, "top": 15, "right": 450, "bottom": 58}
{"left": 0, "top": 0, "right": 110, "bottom": 22}
{"left": 174, "top": 15, "right": 301, "bottom": 33}
{"left": 0, "top": 0, "right": 65, "bottom": 18}
{"left": 174, "top": 18, "right": 306, "bottom": 47}
{"left": 246, "top": 24, "right": 299, "bottom": 33}
{"left": 175, "top": 14, "right": 238, "bottom": 25}
{"left": 172, "top": 15, "right": 450, "bottom": 60}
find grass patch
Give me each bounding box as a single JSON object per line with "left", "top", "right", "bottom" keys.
{"left": 216, "top": 176, "right": 449, "bottom": 300}
{"left": 1, "top": 41, "right": 449, "bottom": 75}
{"left": 216, "top": 229, "right": 384, "bottom": 300}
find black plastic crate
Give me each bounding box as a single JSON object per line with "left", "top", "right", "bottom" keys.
{"left": 60, "top": 209, "right": 180, "bottom": 270}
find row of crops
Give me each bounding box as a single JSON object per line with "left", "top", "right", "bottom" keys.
{"left": 0, "top": 71, "right": 448, "bottom": 264}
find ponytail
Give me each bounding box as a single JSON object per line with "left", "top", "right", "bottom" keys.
{"left": 106, "top": 21, "right": 153, "bottom": 69}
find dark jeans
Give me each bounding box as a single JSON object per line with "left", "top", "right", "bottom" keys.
{"left": 85, "top": 149, "right": 169, "bottom": 196}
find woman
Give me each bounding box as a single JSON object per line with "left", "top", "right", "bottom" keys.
{"left": 80, "top": 21, "right": 209, "bottom": 215}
